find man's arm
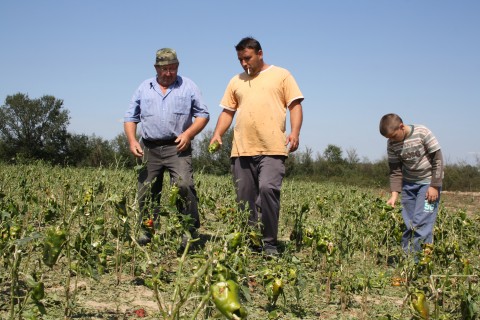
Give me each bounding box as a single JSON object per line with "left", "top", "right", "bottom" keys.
{"left": 286, "top": 100, "right": 303, "bottom": 152}
{"left": 124, "top": 122, "right": 143, "bottom": 158}
{"left": 210, "top": 109, "right": 236, "bottom": 147}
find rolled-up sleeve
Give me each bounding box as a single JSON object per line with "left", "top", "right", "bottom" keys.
{"left": 124, "top": 86, "right": 142, "bottom": 123}
{"left": 191, "top": 85, "right": 209, "bottom": 119}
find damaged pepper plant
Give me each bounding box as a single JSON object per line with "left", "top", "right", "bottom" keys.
{"left": 0, "top": 162, "right": 479, "bottom": 319}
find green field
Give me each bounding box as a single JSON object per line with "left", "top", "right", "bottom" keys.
{"left": 1, "top": 163, "right": 479, "bottom": 319}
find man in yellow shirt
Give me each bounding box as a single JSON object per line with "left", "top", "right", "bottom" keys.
{"left": 210, "top": 37, "right": 304, "bottom": 256}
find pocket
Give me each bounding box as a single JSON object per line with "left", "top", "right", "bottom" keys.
{"left": 173, "top": 96, "right": 191, "bottom": 115}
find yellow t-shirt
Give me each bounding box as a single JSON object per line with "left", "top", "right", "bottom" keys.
{"left": 220, "top": 65, "right": 304, "bottom": 157}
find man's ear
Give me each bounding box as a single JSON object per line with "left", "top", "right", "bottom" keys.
{"left": 257, "top": 49, "right": 263, "bottom": 59}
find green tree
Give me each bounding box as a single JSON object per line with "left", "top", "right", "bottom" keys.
{"left": 65, "top": 133, "right": 90, "bottom": 166}
{"left": 345, "top": 147, "right": 360, "bottom": 165}
{"left": 110, "top": 132, "right": 136, "bottom": 168}
{"left": 0, "top": 93, "right": 70, "bottom": 164}
{"left": 323, "top": 144, "right": 344, "bottom": 163}
{"left": 85, "top": 135, "right": 115, "bottom": 167}
{"left": 65, "top": 134, "right": 116, "bottom": 167}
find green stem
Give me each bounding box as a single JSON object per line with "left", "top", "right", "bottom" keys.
{"left": 171, "top": 252, "right": 212, "bottom": 318}
{"left": 190, "top": 291, "right": 211, "bottom": 320}
{"left": 9, "top": 248, "right": 21, "bottom": 319}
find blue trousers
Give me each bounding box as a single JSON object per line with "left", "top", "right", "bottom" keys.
{"left": 401, "top": 183, "right": 440, "bottom": 253}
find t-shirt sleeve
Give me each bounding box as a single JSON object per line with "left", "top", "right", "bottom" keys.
{"left": 284, "top": 73, "right": 304, "bottom": 108}
{"left": 219, "top": 78, "right": 238, "bottom": 111}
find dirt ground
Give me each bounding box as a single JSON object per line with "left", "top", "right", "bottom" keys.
{"left": 441, "top": 191, "right": 479, "bottom": 218}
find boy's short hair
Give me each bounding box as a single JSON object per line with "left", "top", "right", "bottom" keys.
{"left": 379, "top": 113, "right": 403, "bottom": 137}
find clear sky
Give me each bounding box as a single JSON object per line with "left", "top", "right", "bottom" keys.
{"left": 1, "top": 1, "right": 479, "bottom": 164}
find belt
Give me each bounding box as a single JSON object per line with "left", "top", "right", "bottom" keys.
{"left": 143, "top": 138, "right": 177, "bottom": 146}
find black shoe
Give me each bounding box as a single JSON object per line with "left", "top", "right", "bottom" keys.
{"left": 263, "top": 245, "right": 280, "bottom": 259}
{"left": 178, "top": 230, "right": 199, "bottom": 254}
{"left": 137, "top": 232, "right": 152, "bottom": 246}
{"left": 249, "top": 244, "right": 263, "bottom": 253}
{"left": 180, "top": 234, "right": 189, "bottom": 250}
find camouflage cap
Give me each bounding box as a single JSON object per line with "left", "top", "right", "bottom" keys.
{"left": 155, "top": 48, "right": 179, "bottom": 66}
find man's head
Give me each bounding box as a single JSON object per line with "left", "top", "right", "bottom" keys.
{"left": 155, "top": 48, "right": 179, "bottom": 66}
{"left": 379, "top": 113, "right": 407, "bottom": 141}
{"left": 235, "top": 37, "right": 264, "bottom": 76}
{"left": 154, "top": 48, "right": 179, "bottom": 87}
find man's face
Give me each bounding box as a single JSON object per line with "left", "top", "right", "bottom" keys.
{"left": 155, "top": 63, "right": 179, "bottom": 87}
{"left": 237, "top": 48, "right": 263, "bottom": 75}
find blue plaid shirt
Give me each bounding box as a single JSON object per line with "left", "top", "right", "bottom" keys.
{"left": 124, "top": 75, "right": 209, "bottom": 140}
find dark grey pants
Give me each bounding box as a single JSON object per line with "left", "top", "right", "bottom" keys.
{"left": 231, "top": 155, "right": 286, "bottom": 247}
{"left": 137, "top": 140, "right": 200, "bottom": 229}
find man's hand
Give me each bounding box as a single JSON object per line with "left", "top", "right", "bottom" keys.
{"left": 175, "top": 133, "right": 191, "bottom": 152}
{"left": 285, "top": 134, "right": 300, "bottom": 152}
{"left": 129, "top": 140, "right": 144, "bottom": 158}
{"left": 209, "top": 136, "right": 223, "bottom": 150}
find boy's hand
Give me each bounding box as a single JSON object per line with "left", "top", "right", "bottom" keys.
{"left": 386, "top": 198, "right": 396, "bottom": 207}
{"left": 386, "top": 192, "right": 399, "bottom": 207}
{"left": 426, "top": 186, "right": 439, "bottom": 203}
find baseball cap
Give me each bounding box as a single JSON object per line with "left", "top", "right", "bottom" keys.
{"left": 155, "top": 48, "right": 179, "bottom": 66}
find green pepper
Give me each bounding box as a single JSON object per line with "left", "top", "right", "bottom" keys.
{"left": 410, "top": 291, "right": 429, "bottom": 319}
{"left": 248, "top": 230, "right": 262, "bottom": 248}
{"left": 208, "top": 141, "right": 220, "bottom": 153}
{"left": 266, "top": 277, "right": 284, "bottom": 306}
{"left": 287, "top": 267, "right": 298, "bottom": 282}
{"left": 213, "top": 263, "right": 231, "bottom": 282}
{"left": 302, "top": 226, "right": 315, "bottom": 247}
{"left": 261, "top": 268, "right": 274, "bottom": 283}
{"left": 31, "top": 282, "right": 45, "bottom": 301}
{"left": 9, "top": 224, "right": 21, "bottom": 239}
{"left": 42, "top": 227, "right": 67, "bottom": 268}
{"left": 316, "top": 238, "right": 328, "bottom": 253}
{"left": 25, "top": 274, "right": 45, "bottom": 301}
{"left": 211, "top": 280, "right": 247, "bottom": 319}
{"left": 169, "top": 185, "right": 180, "bottom": 207}
{"left": 228, "top": 232, "right": 243, "bottom": 252}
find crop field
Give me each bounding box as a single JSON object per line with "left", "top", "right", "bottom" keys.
{"left": 0, "top": 163, "right": 479, "bottom": 319}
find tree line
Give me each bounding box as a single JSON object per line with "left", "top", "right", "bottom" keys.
{"left": 1, "top": 93, "right": 479, "bottom": 191}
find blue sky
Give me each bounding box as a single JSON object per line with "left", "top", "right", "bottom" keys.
{"left": 1, "top": 1, "right": 479, "bottom": 164}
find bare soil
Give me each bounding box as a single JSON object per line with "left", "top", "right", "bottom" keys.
{"left": 441, "top": 191, "right": 480, "bottom": 217}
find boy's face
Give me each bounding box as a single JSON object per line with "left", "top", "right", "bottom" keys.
{"left": 386, "top": 123, "right": 407, "bottom": 142}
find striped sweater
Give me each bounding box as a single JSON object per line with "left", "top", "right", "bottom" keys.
{"left": 387, "top": 124, "right": 443, "bottom": 191}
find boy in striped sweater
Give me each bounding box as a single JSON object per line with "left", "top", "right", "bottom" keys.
{"left": 379, "top": 113, "right": 444, "bottom": 255}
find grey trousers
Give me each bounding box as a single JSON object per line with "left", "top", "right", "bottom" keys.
{"left": 137, "top": 140, "right": 200, "bottom": 229}
{"left": 231, "top": 155, "right": 286, "bottom": 247}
